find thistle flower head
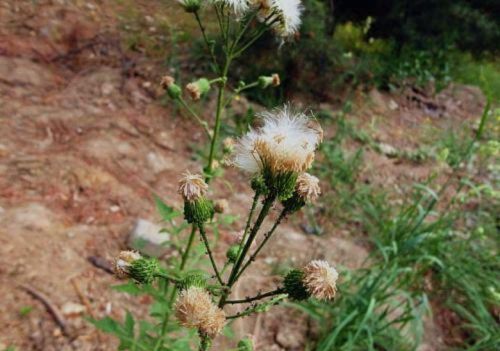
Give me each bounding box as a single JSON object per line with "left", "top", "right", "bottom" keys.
{"left": 160, "top": 75, "right": 175, "bottom": 89}
{"left": 212, "top": 0, "right": 249, "bottom": 14}
{"left": 160, "top": 75, "right": 182, "bottom": 99}
{"left": 175, "top": 287, "right": 226, "bottom": 338}
{"left": 114, "top": 251, "right": 159, "bottom": 284}
{"left": 223, "top": 137, "right": 235, "bottom": 154}
{"left": 214, "top": 199, "right": 228, "bottom": 213}
{"left": 303, "top": 260, "right": 338, "bottom": 300}
{"left": 258, "top": 73, "right": 281, "bottom": 89}
{"left": 234, "top": 105, "right": 321, "bottom": 175}
{"left": 176, "top": 0, "right": 202, "bottom": 12}
{"left": 296, "top": 173, "right": 321, "bottom": 202}
{"left": 186, "top": 78, "right": 211, "bottom": 101}
{"left": 114, "top": 250, "right": 142, "bottom": 279}
{"left": 234, "top": 105, "right": 321, "bottom": 199}
{"left": 178, "top": 171, "right": 208, "bottom": 202}
{"left": 256, "top": 0, "right": 303, "bottom": 38}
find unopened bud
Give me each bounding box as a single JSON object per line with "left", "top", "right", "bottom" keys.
{"left": 214, "top": 199, "right": 228, "bottom": 214}
{"left": 226, "top": 245, "right": 240, "bottom": 263}
{"left": 258, "top": 73, "right": 280, "bottom": 89}
{"left": 186, "top": 78, "right": 211, "bottom": 100}
{"left": 161, "top": 75, "right": 182, "bottom": 99}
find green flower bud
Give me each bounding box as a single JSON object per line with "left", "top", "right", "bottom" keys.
{"left": 160, "top": 75, "right": 182, "bottom": 99}
{"left": 167, "top": 84, "right": 182, "bottom": 99}
{"left": 186, "top": 78, "right": 211, "bottom": 100}
{"left": 226, "top": 245, "right": 240, "bottom": 263}
{"left": 237, "top": 337, "right": 254, "bottom": 351}
{"left": 183, "top": 197, "right": 214, "bottom": 224}
{"left": 129, "top": 258, "right": 159, "bottom": 285}
{"left": 258, "top": 73, "right": 280, "bottom": 89}
{"left": 283, "top": 269, "right": 310, "bottom": 301}
{"left": 178, "top": 272, "right": 207, "bottom": 290}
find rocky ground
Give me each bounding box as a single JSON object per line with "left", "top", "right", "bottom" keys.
{"left": 0, "top": 1, "right": 486, "bottom": 350}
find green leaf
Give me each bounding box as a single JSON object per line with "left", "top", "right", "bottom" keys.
{"left": 154, "top": 195, "right": 181, "bottom": 222}
{"left": 112, "top": 282, "right": 143, "bottom": 296}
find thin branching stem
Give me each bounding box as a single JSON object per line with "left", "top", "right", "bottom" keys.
{"left": 234, "top": 209, "right": 287, "bottom": 281}
{"left": 194, "top": 10, "right": 220, "bottom": 74}
{"left": 198, "top": 223, "right": 224, "bottom": 285}
{"left": 154, "top": 225, "right": 197, "bottom": 351}
{"left": 177, "top": 97, "right": 212, "bottom": 138}
{"left": 218, "top": 194, "right": 277, "bottom": 307}
{"left": 233, "top": 190, "right": 260, "bottom": 268}
{"left": 225, "top": 288, "right": 284, "bottom": 304}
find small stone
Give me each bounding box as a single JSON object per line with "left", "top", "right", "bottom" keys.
{"left": 128, "top": 219, "right": 170, "bottom": 257}
{"left": 276, "top": 326, "right": 304, "bottom": 349}
{"left": 264, "top": 257, "right": 276, "bottom": 265}
{"left": 62, "top": 302, "right": 86, "bottom": 317}
{"left": 53, "top": 328, "right": 62, "bottom": 337}
{"left": 109, "top": 205, "right": 120, "bottom": 213}
{"left": 388, "top": 99, "right": 399, "bottom": 110}
{"left": 100, "top": 82, "right": 114, "bottom": 96}
{"left": 378, "top": 143, "right": 398, "bottom": 157}
{"left": 146, "top": 152, "right": 172, "bottom": 174}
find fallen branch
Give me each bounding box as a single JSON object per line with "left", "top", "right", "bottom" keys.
{"left": 20, "top": 284, "right": 71, "bottom": 337}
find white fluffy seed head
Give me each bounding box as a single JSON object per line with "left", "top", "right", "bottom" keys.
{"left": 303, "top": 260, "right": 338, "bottom": 300}
{"left": 255, "top": 0, "right": 303, "bottom": 38}
{"left": 233, "top": 105, "right": 322, "bottom": 176}
{"left": 296, "top": 173, "right": 321, "bottom": 202}
{"left": 212, "top": 0, "right": 249, "bottom": 14}
{"left": 178, "top": 171, "right": 208, "bottom": 202}
{"left": 114, "top": 250, "right": 142, "bottom": 278}
{"left": 174, "top": 287, "right": 226, "bottom": 338}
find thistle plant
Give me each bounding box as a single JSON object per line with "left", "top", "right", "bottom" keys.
{"left": 162, "top": 0, "right": 305, "bottom": 179}
{"left": 97, "top": 1, "right": 340, "bottom": 350}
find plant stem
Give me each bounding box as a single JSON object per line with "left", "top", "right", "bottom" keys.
{"left": 205, "top": 58, "right": 230, "bottom": 181}
{"left": 233, "top": 190, "right": 260, "bottom": 267}
{"left": 225, "top": 288, "right": 284, "bottom": 304}
{"left": 155, "top": 272, "right": 180, "bottom": 283}
{"left": 177, "top": 97, "right": 212, "bottom": 138}
{"left": 154, "top": 225, "right": 197, "bottom": 351}
{"left": 198, "top": 223, "right": 224, "bottom": 285}
{"left": 180, "top": 225, "right": 197, "bottom": 270}
{"left": 219, "top": 194, "right": 276, "bottom": 307}
{"left": 194, "top": 10, "right": 220, "bottom": 73}
{"left": 234, "top": 209, "right": 287, "bottom": 281}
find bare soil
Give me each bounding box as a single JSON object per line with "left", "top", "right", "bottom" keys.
{"left": 0, "top": 1, "right": 486, "bottom": 350}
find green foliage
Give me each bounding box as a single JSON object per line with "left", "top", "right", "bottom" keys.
{"left": 299, "top": 104, "right": 498, "bottom": 350}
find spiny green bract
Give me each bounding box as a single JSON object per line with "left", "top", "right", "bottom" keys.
{"left": 226, "top": 245, "right": 240, "bottom": 263}
{"left": 183, "top": 197, "right": 214, "bottom": 224}
{"left": 282, "top": 192, "right": 306, "bottom": 214}
{"left": 283, "top": 269, "right": 310, "bottom": 301}
{"left": 262, "top": 168, "right": 298, "bottom": 201}
{"left": 129, "top": 258, "right": 159, "bottom": 285}
{"left": 178, "top": 272, "right": 207, "bottom": 290}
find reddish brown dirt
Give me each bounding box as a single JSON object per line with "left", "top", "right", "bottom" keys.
{"left": 0, "top": 1, "right": 486, "bottom": 351}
